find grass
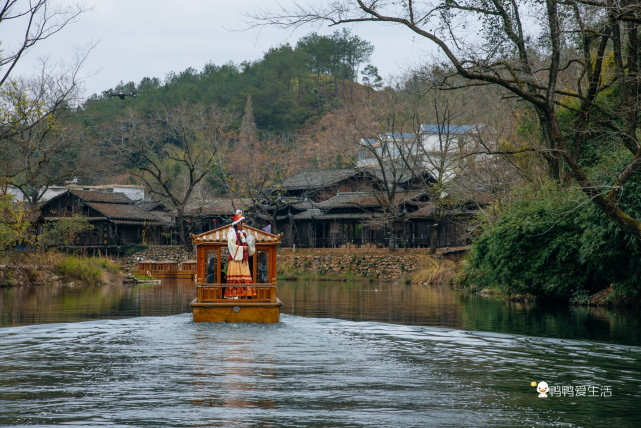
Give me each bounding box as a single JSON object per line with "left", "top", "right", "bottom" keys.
{"left": 1, "top": 251, "right": 124, "bottom": 287}
{"left": 51, "top": 253, "right": 122, "bottom": 285}
{"left": 411, "top": 257, "right": 458, "bottom": 285}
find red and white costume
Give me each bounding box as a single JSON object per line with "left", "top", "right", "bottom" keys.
{"left": 225, "top": 211, "right": 256, "bottom": 297}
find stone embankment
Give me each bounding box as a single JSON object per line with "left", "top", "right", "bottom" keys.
{"left": 0, "top": 264, "right": 61, "bottom": 287}
{"left": 125, "top": 245, "right": 196, "bottom": 272}
{"left": 277, "top": 248, "right": 439, "bottom": 281}
{"left": 127, "top": 246, "right": 461, "bottom": 282}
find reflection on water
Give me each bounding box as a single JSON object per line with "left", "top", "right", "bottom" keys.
{"left": 0, "top": 315, "right": 639, "bottom": 426}
{"left": 1, "top": 279, "right": 640, "bottom": 426}
{"left": 280, "top": 280, "right": 641, "bottom": 346}
{"left": 1, "top": 279, "right": 640, "bottom": 346}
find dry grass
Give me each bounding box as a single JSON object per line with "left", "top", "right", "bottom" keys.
{"left": 2, "top": 251, "right": 123, "bottom": 286}
{"left": 410, "top": 256, "right": 458, "bottom": 285}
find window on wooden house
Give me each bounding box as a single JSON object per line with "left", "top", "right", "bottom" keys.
{"left": 257, "top": 251, "right": 269, "bottom": 284}
{"left": 206, "top": 251, "right": 217, "bottom": 284}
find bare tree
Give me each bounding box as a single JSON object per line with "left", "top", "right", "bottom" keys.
{"left": 0, "top": 0, "right": 84, "bottom": 88}
{"left": 224, "top": 131, "right": 302, "bottom": 234}
{"left": 0, "top": 59, "right": 87, "bottom": 210}
{"left": 114, "top": 103, "right": 237, "bottom": 247}
{"left": 251, "top": 0, "right": 641, "bottom": 238}
{"left": 345, "top": 88, "right": 421, "bottom": 251}
{"left": 0, "top": 1, "right": 87, "bottom": 209}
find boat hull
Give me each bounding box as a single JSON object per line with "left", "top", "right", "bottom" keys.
{"left": 191, "top": 298, "right": 282, "bottom": 323}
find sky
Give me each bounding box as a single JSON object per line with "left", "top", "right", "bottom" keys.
{"left": 2, "top": 0, "right": 435, "bottom": 99}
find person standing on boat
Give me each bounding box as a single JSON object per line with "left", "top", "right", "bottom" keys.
{"left": 226, "top": 210, "right": 256, "bottom": 298}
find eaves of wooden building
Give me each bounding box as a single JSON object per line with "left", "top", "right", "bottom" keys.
{"left": 39, "top": 190, "right": 166, "bottom": 248}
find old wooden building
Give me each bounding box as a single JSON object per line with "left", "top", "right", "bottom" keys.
{"left": 40, "top": 190, "right": 165, "bottom": 248}
{"left": 278, "top": 168, "right": 379, "bottom": 201}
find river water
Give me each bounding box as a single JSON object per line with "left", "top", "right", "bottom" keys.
{"left": 1, "top": 280, "right": 640, "bottom": 427}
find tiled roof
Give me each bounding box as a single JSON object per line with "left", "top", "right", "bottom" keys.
{"left": 70, "top": 190, "right": 132, "bottom": 204}
{"left": 279, "top": 169, "right": 363, "bottom": 191}
{"left": 314, "top": 192, "right": 378, "bottom": 209}
{"left": 87, "top": 202, "right": 162, "bottom": 223}
{"left": 290, "top": 208, "right": 323, "bottom": 220}
{"left": 407, "top": 202, "right": 436, "bottom": 218}
{"left": 185, "top": 198, "right": 250, "bottom": 216}
{"left": 420, "top": 124, "right": 477, "bottom": 134}
{"left": 136, "top": 200, "right": 169, "bottom": 212}
{"left": 316, "top": 191, "right": 426, "bottom": 209}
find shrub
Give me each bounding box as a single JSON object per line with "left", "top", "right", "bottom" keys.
{"left": 53, "top": 255, "right": 119, "bottom": 285}
{"left": 464, "top": 183, "right": 641, "bottom": 300}
{"left": 411, "top": 257, "right": 457, "bottom": 284}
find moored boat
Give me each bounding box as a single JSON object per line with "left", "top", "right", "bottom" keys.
{"left": 133, "top": 259, "right": 195, "bottom": 280}
{"left": 190, "top": 224, "right": 283, "bottom": 323}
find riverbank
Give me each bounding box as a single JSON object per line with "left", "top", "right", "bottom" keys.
{"left": 0, "top": 252, "right": 123, "bottom": 288}
{"left": 2, "top": 247, "right": 633, "bottom": 308}
{"left": 276, "top": 248, "right": 458, "bottom": 284}
{"left": 123, "top": 245, "right": 460, "bottom": 284}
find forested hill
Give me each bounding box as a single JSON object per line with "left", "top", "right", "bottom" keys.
{"left": 78, "top": 29, "right": 382, "bottom": 133}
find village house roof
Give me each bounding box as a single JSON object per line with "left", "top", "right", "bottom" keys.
{"left": 406, "top": 202, "right": 436, "bottom": 218}
{"left": 420, "top": 124, "right": 477, "bottom": 134}
{"left": 291, "top": 210, "right": 371, "bottom": 221}
{"left": 136, "top": 200, "right": 168, "bottom": 211}
{"left": 86, "top": 202, "right": 162, "bottom": 224}
{"left": 314, "top": 192, "right": 380, "bottom": 209}
{"left": 184, "top": 198, "right": 251, "bottom": 217}
{"left": 315, "top": 191, "right": 427, "bottom": 209}
{"left": 42, "top": 190, "right": 163, "bottom": 225}
{"left": 279, "top": 168, "right": 365, "bottom": 192}
{"left": 289, "top": 208, "right": 323, "bottom": 220}
{"left": 135, "top": 200, "right": 174, "bottom": 226}
{"left": 70, "top": 190, "right": 132, "bottom": 204}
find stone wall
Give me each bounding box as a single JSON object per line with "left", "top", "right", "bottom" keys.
{"left": 278, "top": 250, "right": 432, "bottom": 280}
{"left": 125, "top": 245, "right": 196, "bottom": 272}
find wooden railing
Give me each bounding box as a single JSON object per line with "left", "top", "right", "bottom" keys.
{"left": 196, "top": 284, "right": 277, "bottom": 303}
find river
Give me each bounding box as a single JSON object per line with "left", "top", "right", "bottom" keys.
{"left": 1, "top": 279, "right": 640, "bottom": 426}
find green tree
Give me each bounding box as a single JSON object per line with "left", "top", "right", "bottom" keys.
{"left": 466, "top": 180, "right": 641, "bottom": 300}
{"left": 40, "top": 215, "right": 94, "bottom": 248}
{"left": 0, "top": 195, "right": 30, "bottom": 252}
{"left": 361, "top": 64, "right": 382, "bottom": 97}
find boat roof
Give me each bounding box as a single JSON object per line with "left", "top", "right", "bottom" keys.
{"left": 191, "top": 224, "right": 282, "bottom": 246}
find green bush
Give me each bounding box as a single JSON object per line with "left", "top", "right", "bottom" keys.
{"left": 53, "top": 256, "right": 119, "bottom": 285}
{"left": 465, "top": 182, "right": 641, "bottom": 301}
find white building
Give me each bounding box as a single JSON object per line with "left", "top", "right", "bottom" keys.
{"left": 357, "top": 124, "right": 480, "bottom": 180}
{"left": 5, "top": 182, "right": 145, "bottom": 202}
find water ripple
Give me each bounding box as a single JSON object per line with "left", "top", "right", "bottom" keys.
{"left": 1, "top": 315, "right": 639, "bottom": 427}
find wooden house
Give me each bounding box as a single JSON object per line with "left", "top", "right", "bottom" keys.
{"left": 283, "top": 191, "right": 430, "bottom": 248}
{"left": 278, "top": 168, "right": 378, "bottom": 202}
{"left": 40, "top": 190, "right": 164, "bottom": 248}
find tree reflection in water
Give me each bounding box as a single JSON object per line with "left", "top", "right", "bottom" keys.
{"left": 0, "top": 279, "right": 639, "bottom": 346}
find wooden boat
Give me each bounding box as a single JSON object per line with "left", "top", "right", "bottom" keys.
{"left": 133, "top": 260, "right": 195, "bottom": 280}
{"left": 190, "top": 224, "right": 283, "bottom": 323}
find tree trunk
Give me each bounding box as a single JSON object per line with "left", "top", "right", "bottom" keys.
{"left": 537, "top": 110, "right": 562, "bottom": 180}
{"left": 429, "top": 222, "right": 440, "bottom": 255}
{"left": 176, "top": 207, "right": 191, "bottom": 250}
{"left": 387, "top": 219, "right": 396, "bottom": 252}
